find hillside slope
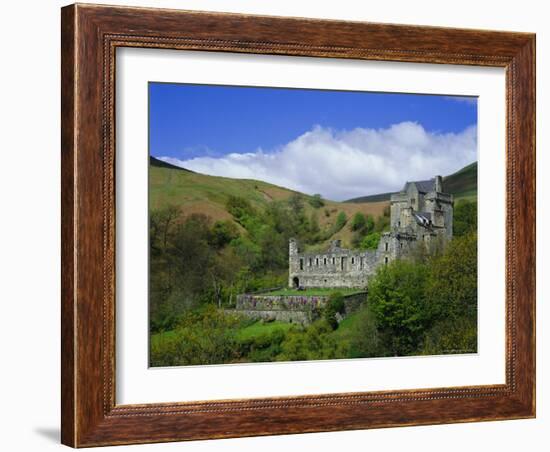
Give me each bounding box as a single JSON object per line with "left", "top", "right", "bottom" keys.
{"left": 442, "top": 161, "right": 477, "bottom": 200}
{"left": 345, "top": 161, "right": 478, "bottom": 203}
{"left": 149, "top": 157, "right": 389, "bottom": 248}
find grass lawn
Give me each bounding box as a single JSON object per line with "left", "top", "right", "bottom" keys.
{"left": 236, "top": 320, "right": 296, "bottom": 341}
{"left": 151, "top": 319, "right": 296, "bottom": 346}
{"left": 259, "top": 287, "right": 365, "bottom": 297}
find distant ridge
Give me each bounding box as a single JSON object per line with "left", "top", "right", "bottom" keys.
{"left": 345, "top": 191, "right": 395, "bottom": 203}
{"left": 344, "top": 161, "right": 477, "bottom": 203}
{"left": 150, "top": 156, "right": 194, "bottom": 173}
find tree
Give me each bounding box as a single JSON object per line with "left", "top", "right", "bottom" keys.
{"left": 230, "top": 236, "right": 261, "bottom": 270}
{"left": 207, "top": 247, "right": 243, "bottom": 308}
{"left": 209, "top": 220, "right": 239, "bottom": 249}
{"left": 288, "top": 193, "right": 305, "bottom": 213}
{"left": 334, "top": 211, "right": 347, "bottom": 231}
{"left": 150, "top": 306, "right": 245, "bottom": 366}
{"left": 308, "top": 193, "right": 325, "bottom": 208}
{"left": 226, "top": 195, "right": 255, "bottom": 224}
{"left": 360, "top": 232, "right": 381, "bottom": 250}
{"left": 149, "top": 205, "right": 184, "bottom": 333}
{"left": 347, "top": 304, "right": 386, "bottom": 358}
{"left": 309, "top": 211, "right": 320, "bottom": 236}
{"left": 150, "top": 205, "right": 181, "bottom": 252}
{"left": 277, "top": 320, "right": 349, "bottom": 361}
{"left": 368, "top": 260, "right": 430, "bottom": 355}
{"left": 323, "top": 292, "right": 346, "bottom": 330}
{"left": 421, "top": 316, "right": 477, "bottom": 356}
{"left": 365, "top": 214, "right": 375, "bottom": 233}
{"left": 168, "top": 213, "right": 216, "bottom": 302}
{"left": 425, "top": 231, "right": 478, "bottom": 322}
{"left": 350, "top": 213, "right": 376, "bottom": 247}
{"left": 453, "top": 199, "right": 477, "bottom": 236}
{"left": 351, "top": 212, "right": 367, "bottom": 231}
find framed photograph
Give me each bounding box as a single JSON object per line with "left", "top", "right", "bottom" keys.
{"left": 61, "top": 3, "right": 535, "bottom": 447}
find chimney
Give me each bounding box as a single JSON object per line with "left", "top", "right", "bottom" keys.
{"left": 330, "top": 239, "right": 342, "bottom": 251}
{"left": 434, "top": 175, "right": 443, "bottom": 192}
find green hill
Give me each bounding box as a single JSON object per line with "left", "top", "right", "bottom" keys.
{"left": 150, "top": 158, "right": 304, "bottom": 221}
{"left": 345, "top": 161, "right": 477, "bottom": 203}
{"left": 442, "top": 161, "right": 477, "bottom": 200}
{"left": 149, "top": 158, "right": 389, "bottom": 248}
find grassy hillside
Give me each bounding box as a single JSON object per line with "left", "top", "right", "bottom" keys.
{"left": 150, "top": 157, "right": 389, "bottom": 248}
{"left": 442, "top": 161, "right": 477, "bottom": 200}
{"left": 150, "top": 156, "right": 295, "bottom": 222}
{"left": 345, "top": 161, "right": 478, "bottom": 203}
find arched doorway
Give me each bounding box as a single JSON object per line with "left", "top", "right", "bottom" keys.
{"left": 292, "top": 277, "right": 299, "bottom": 288}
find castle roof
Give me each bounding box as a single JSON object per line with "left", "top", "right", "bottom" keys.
{"left": 404, "top": 178, "right": 435, "bottom": 194}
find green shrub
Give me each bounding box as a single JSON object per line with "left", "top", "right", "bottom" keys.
{"left": 346, "top": 305, "right": 387, "bottom": 358}
{"left": 453, "top": 199, "right": 477, "bottom": 236}
{"left": 226, "top": 195, "right": 255, "bottom": 219}
{"left": 421, "top": 315, "right": 477, "bottom": 355}
{"left": 323, "top": 292, "right": 346, "bottom": 330}
{"left": 308, "top": 194, "right": 325, "bottom": 208}
{"left": 309, "top": 212, "right": 320, "bottom": 235}
{"left": 334, "top": 212, "right": 347, "bottom": 231}
{"left": 209, "top": 220, "right": 240, "bottom": 249}
{"left": 277, "top": 320, "right": 349, "bottom": 361}
{"left": 351, "top": 212, "right": 367, "bottom": 231}
{"left": 150, "top": 306, "right": 245, "bottom": 366}
{"left": 425, "top": 231, "right": 478, "bottom": 321}
{"left": 360, "top": 232, "right": 381, "bottom": 250}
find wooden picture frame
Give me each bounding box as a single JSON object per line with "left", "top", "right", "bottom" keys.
{"left": 61, "top": 3, "right": 536, "bottom": 447}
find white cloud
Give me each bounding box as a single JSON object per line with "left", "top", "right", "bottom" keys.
{"left": 159, "top": 122, "right": 477, "bottom": 201}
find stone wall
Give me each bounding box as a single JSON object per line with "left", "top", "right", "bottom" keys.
{"left": 236, "top": 294, "right": 326, "bottom": 311}
{"left": 289, "top": 239, "right": 378, "bottom": 289}
{"left": 233, "top": 292, "right": 367, "bottom": 324}
{"left": 229, "top": 309, "right": 312, "bottom": 324}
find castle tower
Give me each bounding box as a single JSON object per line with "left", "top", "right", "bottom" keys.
{"left": 289, "top": 238, "right": 298, "bottom": 257}
{"left": 288, "top": 238, "right": 300, "bottom": 288}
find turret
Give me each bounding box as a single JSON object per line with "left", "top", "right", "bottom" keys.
{"left": 289, "top": 238, "right": 298, "bottom": 257}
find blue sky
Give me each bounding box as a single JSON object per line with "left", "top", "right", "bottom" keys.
{"left": 149, "top": 83, "right": 477, "bottom": 200}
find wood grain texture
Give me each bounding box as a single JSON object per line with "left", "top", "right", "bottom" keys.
{"left": 60, "top": 5, "right": 76, "bottom": 447}
{"left": 60, "top": 3, "right": 536, "bottom": 447}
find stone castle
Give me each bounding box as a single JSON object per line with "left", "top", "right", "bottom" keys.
{"left": 288, "top": 176, "right": 453, "bottom": 289}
